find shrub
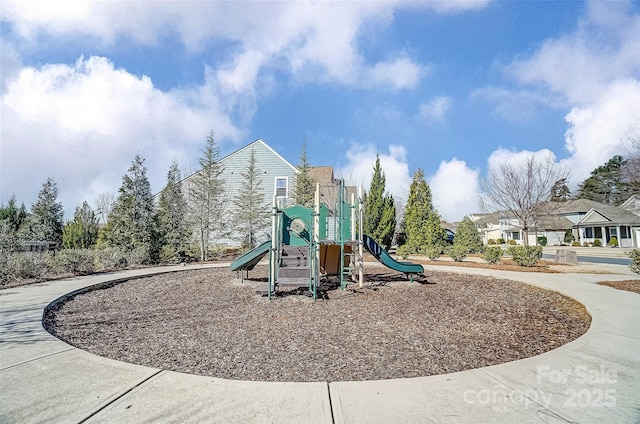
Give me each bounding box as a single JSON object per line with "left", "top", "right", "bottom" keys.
{"left": 572, "top": 241, "right": 581, "bottom": 247}
{"left": 608, "top": 237, "right": 618, "bottom": 247}
{"left": 564, "top": 229, "right": 575, "bottom": 244}
{"left": 507, "top": 246, "right": 543, "bottom": 267}
{"left": 446, "top": 245, "right": 467, "bottom": 262}
{"left": 507, "top": 239, "right": 517, "bottom": 245}
{"left": 628, "top": 249, "right": 640, "bottom": 274}
{"left": 127, "top": 246, "right": 151, "bottom": 265}
{"left": 95, "top": 247, "right": 128, "bottom": 269}
{"left": 488, "top": 239, "right": 496, "bottom": 245}
{"left": 482, "top": 246, "right": 504, "bottom": 265}
{"left": 497, "top": 238, "right": 506, "bottom": 244}
{"left": 396, "top": 244, "right": 412, "bottom": 259}
{"left": 4, "top": 252, "right": 51, "bottom": 280}
{"left": 52, "top": 249, "right": 95, "bottom": 274}
{"left": 582, "top": 242, "right": 590, "bottom": 247}
{"left": 593, "top": 239, "right": 602, "bottom": 247}
{"left": 422, "top": 245, "right": 442, "bottom": 261}
{"left": 537, "top": 236, "right": 547, "bottom": 246}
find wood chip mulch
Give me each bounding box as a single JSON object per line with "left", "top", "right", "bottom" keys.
{"left": 597, "top": 279, "right": 640, "bottom": 294}
{"left": 44, "top": 266, "right": 590, "bottom": 382}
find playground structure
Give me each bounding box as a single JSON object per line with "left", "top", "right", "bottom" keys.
{"left": 230, "top": 179, "right": 424, "bottom": 298}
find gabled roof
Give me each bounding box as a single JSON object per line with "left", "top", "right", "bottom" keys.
{"left": 620, "top": 194, "right": 640, "bottom": 216}
{"left": 549, "top": 199, "right": 606, "bottom": 215}
{"left": 575, "top": 206, "right": 640, "bottom": 227}
{"left": 220, "top": 139, "right": 298, "bottom": 173}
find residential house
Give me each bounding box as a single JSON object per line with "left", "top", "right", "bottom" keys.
{"left": 470, "top": 197, "right": 640, "bottom": 248}
{"left": 182, "top": 139, "right": 298, "bottom": 246}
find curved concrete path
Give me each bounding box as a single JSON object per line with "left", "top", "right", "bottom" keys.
{"left": 1, "top": 263, "right": 638, "bottom": 423}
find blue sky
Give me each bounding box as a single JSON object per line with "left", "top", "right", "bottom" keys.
{"left": 1, "top": 1, "right": 639, "bottom": 222}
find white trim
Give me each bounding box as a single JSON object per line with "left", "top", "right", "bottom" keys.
{"left": 274, "top": 176, "right": 289, "bottom": 198}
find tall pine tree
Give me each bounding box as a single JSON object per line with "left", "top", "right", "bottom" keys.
{"left": 105, "top": 155, "right": 157, "bottom": 263}
{"left": 364, "top": 155, "right": 396, "bottom": 250}
{"left": 24, "top": 178, "right": 64, "bottom": 245}
{"left": 294, "top": 140, "right": 316, "bottom": 207}
{"left": 232, "top": 148, "right": 270, "bottom": 249}
{"left": 189, "top": 132, "right": 228, "bottom": 261}
{"left": 578, "top": 155, "right": 632, "bottom": 205}
{"left": 157, "top": 161, "right": 190, "bottom": 261}
{"left": 401, "top": 169, "right": 433, "bottom": 253}
{"left": 62, "top": 201, "right": 99, "bottom": 249}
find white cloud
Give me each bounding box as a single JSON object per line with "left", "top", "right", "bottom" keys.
{"left": 335, "top": 143, "right": 412, "bottom": 202}
{"left": 508, "top": 1, "right": 640, "bottom": 105}
{"left": 429, "top": 159, "right": 480, "bottom": 222}
{"left": 2, "top": 1, "right": 489, "bottom": 93}
{"left": 563, "top": 79, "right": 640, "bottom": 181}
{"left": 0, "top": 56, "right": 242, "bottom": 217}
{"left": 477, "top": 1, "right": 640, "bottom": 190}
{"left": 417, "top": 96, "right": 452, "bottom": 125}
{"left": 470, "top": 86, "right": 564, "bottom": 121}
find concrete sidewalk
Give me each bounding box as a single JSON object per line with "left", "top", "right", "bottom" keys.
{"left": 1, "top": 263, "right": 638, "bottom": 423}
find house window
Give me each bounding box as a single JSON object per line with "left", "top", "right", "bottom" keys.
{"left": 594, "top": 227, "right": 602, "bottom": 238}
{"left": 275, "top": 177, "right": 288, "bottom": 198}
{"left": 511, "top": 231, "right": 520, "bottom": 240}
{"left": 585, "top": 227, "right": 593, "bottom": 238}
{"left": 620, "top": 226, "right": 630, "bottom": 239}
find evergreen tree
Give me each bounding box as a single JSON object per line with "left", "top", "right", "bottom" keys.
{"left": 294, "top": 140, "right": 316, "bottom": 208}
{"left": 364, "top": 156, "right": 382, "bottom": 236}
{"left": 24, "top": 178, "right": 64, "bottom": 245}
{"left": 375, "top": 194, "right": 396, "bottom": 250}
{"left": 0, "top": 195, "right": 28, "bottom": 252}
{"left": 189, "top": 132, "right": 228, "bottom": 261}
{"left": 453, "top": 216, "right": 483, "bottom": 253}
{"left": 232, "top": 148, "right": 270, "bottom": 249}
{"left": 157, "top": 161, "right": 190, "bottom": 261}
{"left": 105, "top": 155, "right": 157, "bottom": 262}
{"left": 402, "top": 169, "right": 434, "bottom": 252}
{"left": 62, "top": 201, "right": 99, "bottom": 249}
{"left": 578, "top": 155, "right": 632, "bottom": 205}
{"left": 423, "top": 211, "right": 448, "bottom": 250}
{"left": 364, "top": 155, "right": 393, "bottom": 246}
{"left": 550, "top": 178, "right": 571, "bottom": 202}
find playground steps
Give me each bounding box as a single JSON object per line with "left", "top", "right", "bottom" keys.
{"left": 277, "top": 245, "right": 310, "bottom": 288}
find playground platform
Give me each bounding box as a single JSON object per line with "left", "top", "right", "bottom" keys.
{"left": 1, "top": 263, "right": 638, "bottom": 423}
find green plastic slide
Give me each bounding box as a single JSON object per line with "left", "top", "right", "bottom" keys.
{"left": 363, "top": 235, "right": 424, "bottom": 275}
{"left": 230, "top": 240, "right": 271, "bottom": 271}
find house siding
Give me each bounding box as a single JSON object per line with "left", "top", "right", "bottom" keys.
{"left": 220, "top": 140, "right": 298, "bottom": 245}
{"left": 183, "top": 139, "right": 299, "bottom": 247}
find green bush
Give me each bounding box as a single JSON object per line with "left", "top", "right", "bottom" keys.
{"left": 497, "top": 238, "right": 505, "bottom": 244}
{"left": 608, "top": 237, "right": 618, "bottom": 247}
{"left": 52, "top": 249, "right": 95, "bottom": 274}
{"left": 95, "top": 247, "right": 128, "bottom": 269}
{"left": 422, "top": 245, "right": 442, "bottom": 261}
{"left": 507, "top": 239, "right": 517, "bottom": 245}
{"left": 396, "top": 244, "right": 412, "bottom": 259}
{"left": 482, "top": 246, "right": 504, "bottom": 265}
{"left": 507, "top": 246, "right": 543, "bottom": 267}
{"left": 564, "top": 229, "right": 575, "bottom": 244}
{"left": 627, "top": 249, "right": 640, "bottom": 274}
{"left": 537, "top": 236, "right": 547, "bottom": 246}
{"left": 593, "top": 239, "right": 602, "bottom": 247}
{"left": 488, "top": 239, "right": 496, "bottom": 245}
{"left": 572, "top": 241, "right": 581, "bottom": 247}
{"left": 4, "top": 252, "right": 51, "bottom": 280}
{"left": 446, "top": 245, "right": 467, "bottom": 262}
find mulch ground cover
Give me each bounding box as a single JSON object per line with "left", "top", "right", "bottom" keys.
{"left": 597, "top": 279, "right": 640, "bottom": 294}
{"left": 44, "top": 265, "right": 590, "bottom": 382}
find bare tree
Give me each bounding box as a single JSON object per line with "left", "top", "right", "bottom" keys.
{"left": 480, "top": 154, "right": 569, "bottom": 246}
{"left": 95, "top": 192, "right": 115, "bottom": 225}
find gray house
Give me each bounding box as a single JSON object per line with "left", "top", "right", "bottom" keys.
{"left": 471, "top": 197, "right": 640, "bottom": 247}
{"left": 182, "top": 139, "right": 299, "bottom": 246}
